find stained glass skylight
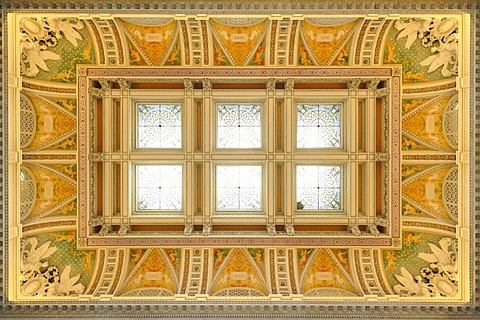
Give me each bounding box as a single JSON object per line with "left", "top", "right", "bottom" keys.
{"left": 137, "top": 104, "right": 182, "bottom": 148}
{"left": 136, "top": 165, "right": 182, "bottom": 211}
{"left": 296, "top": 165, "right": 342, "bottom": 210}
{"left": 297, "top": 104, "right": 341, "bottom": 148}
{"left": 216, "top": 165, "right": 262, "bottom": 211}
{"left": 217, "top": 104, "right": 261, "bottom": 148}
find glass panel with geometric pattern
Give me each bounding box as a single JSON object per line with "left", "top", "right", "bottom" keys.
{"left": 137, "top": 104, "right": 182, "bottom": 148}
{"left": 136, "top": 165, "right": 182, "bottom": 211}
{"left": 217, "top": 104, "right": 261, "bottom": 148}
{"left": 216, "top": 165, "right": 262, "bottom": 211}
{"left": 296, "top": 165, "right": 342, "bottom": 210}
{"left": 297, "top": 104, "right": 341, "bottom": 148}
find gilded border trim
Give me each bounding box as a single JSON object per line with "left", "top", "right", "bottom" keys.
{"left": 2, "top": 2, "right": 479, "bottom": 318}
{"left": 78, "top": 66, "right": 401, "bottom": 248}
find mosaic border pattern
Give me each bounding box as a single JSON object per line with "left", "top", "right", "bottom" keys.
{"left": 1, "top": 1, "right": 479, "bottom": 318}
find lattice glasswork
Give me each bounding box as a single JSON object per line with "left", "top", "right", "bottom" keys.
{"left": 217, "top": 104, "right": 262, "bottom": 148}
{"left": 136, "top": 165, "right": 182, "bottom": 211}
{"left": 216, "top": 165, "right": 262, "bottom": 211}
{"left": 297, "top": 104, "right": 341, "bottom": 148}
{"left": 296, "top": 165, "right": 342, "bottom": 210}
{"left": 137, "top": 104, "right": 182, "bottom": 148}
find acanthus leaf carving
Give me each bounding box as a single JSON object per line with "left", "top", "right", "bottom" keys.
{"left": 117, "top": 78, "right": 129, "bottom": 90}
{"left": 89, "top": 87, "right": 103, "bottom": 97}
{"left": 98, "top": 224, "right": 111, "bottom": 236}
{"left": 98, "top": 78, "right": 111, "bottom": 90}
{"left": 20, "top": 18, "right": 85, "bottom": 77}
{"left": 348, "top": 78, "right": 361, "bottom": 89}
{"left": 20, "top": 237, "right": 85, "bottom": 297}
{"left": 393, "top": 237, "right": 458, "bottom": 297}
{"left": 285, "top": 224, "right": 295, "bottom": 236}
{"left": 267, "top": 224, "right": 276, "bottom": 236}
{"left": 184, "top": 79, "right": 194, "bottom": 90}
{"left": 202, "top": 224, "right": 212, "bottom": 236}
{"left": 184, "top": 224, "right": 194, "bottom": 236}
{"left": 395, "top": 18, "right": 458, "bottom": 78}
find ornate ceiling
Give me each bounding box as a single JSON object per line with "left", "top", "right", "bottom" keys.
{"left": 2, "top": 1, "right": 479, "bottom": 318}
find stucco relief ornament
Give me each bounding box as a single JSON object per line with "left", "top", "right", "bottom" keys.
{"left": 395, "top": 18, "right": 458, "bottom": 77}
{"left": 20, "top": 238, "right": 85, "bottom": 297}
{"left": 393, "top": 237, "right": 458, "bottom": 297}
{"left": 20, "top": 17, "right": 85, "bottom": 77}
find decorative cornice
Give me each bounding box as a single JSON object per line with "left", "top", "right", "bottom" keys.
{"left": 2, "top": 2, "right": 479, "bottom": 318}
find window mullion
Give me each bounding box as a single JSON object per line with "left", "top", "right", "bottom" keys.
{"left": 102, "top": 95, "right": 113, "bottom": 223}
{"left": 185, "top": 83, "right": 194, "bottom": 228}
{"left": 102, "top": 161, "right": 113, "bottom": 222}
{"left": 185, "top": 83, "right": 194, "bottom": 154}
{"left": 366, "top": 91, "right": 377, "bottom": 222}
{"left": 185, "top": 161, "right": 194, "bottom": 226}
{"left": 267, "top": 84, "right": 275, "bottom": 154}
{"left": 121, "top": 161, "right": 129, "bottom": 219}
{"left": 284, "top": 80, "right": 294, "bottom": 226}
{"left": 203, "top": 81, "right": 212, "bottom": 229}
{"left": 349, "top": 93, "right": 358, "bottom": 228}
{"left": 121, "top": 95, "right": 129, "bottom": 153}
{"left": 267, "top": 83, "right": 275, "bottom": 228}
{"left": 268, "top": 161, "right": 275, "bottom": 227}
{"left": 285, "top": 80, "right": 294, "bottom": 154}
{"left": 121, "top": 94, "right": 130, "bottom": 223}
{"left": 366, "top": 92, "right": 376, "bottom": 153}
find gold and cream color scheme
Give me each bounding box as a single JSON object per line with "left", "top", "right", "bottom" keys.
{"left": 4, "top": 2, "right": 478, "bottom": 318}
{"left": 78, "top": 67, "right": 401, "bottom": 247}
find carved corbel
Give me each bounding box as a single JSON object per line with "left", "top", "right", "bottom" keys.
{"left": 202, "top": 79, "right": 212, "bottom": 90}
{"left": 285, "top": 224, "right": 295, "bottom": 236}
{"left": 267, "top": 78, "right": 276, "bottom": 90}
{"left": 89, "top": 216, "right": 103, "bottom": 227}
{"left": 89, "top": 87, "right": 103, "bottom": 97}
{"left": 98, "top": 78, "right": 111, "bottom": 90}
{"left": 118, "top": 225, "right": 129, "bottom": 236}
{"left": 98, "top": 224, "right": 111, "bottom": 236}
{"left": 117, "top": 78, "right": 129, "bottom": 90}
{"left": 285, "top": 78, "right": 294, "bottom": 90}
{"left": 368, "top": 225, "right": 380, "bottom": 236}
{"left": 375, "top": 217, "right": 389, "bottom": 227}
{"left": 184, "top": 79, "right": 194, "bottom": 90}
{"left": 202, "top": 224, "right": 212, "bottom": 236}
{"left": 349, "top": 225, "right": 361, "bottom": 236}
{"left": 348, "top": 78, "right": 361, "bottom": 89}
{"left": 267, "top": 224, "right": 277, "bottom": 236}
{"left": 368, "top": 79, "right": 381, "bottom": 90}
{"left": 376, "top": 87, "right": 389, "bottom": 97}
{"left": 184, "top": 224, "right": 194, "bottom": 236}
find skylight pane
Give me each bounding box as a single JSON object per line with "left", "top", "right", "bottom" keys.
{"left": 296, "top": 165, "right": 341, "bottom": 210}
{"left": 136, "top": 165, "right": 182, "bottom": 211}
{"left": 137, "top": 104, "right": 182, "bottom": 148}
{"left": 216, "top": 165, "right": 262, "bottom": 211}
{"left": 217, "top": 104, "right": 261, "bottom": 148}
{"left": 297, "top": 104, "right": 341, "bottom": 148}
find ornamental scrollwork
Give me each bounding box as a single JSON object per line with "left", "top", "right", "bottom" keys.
{"left": 20, "top": 18, "right": 85, "bottom": 77}
{"left": 395, "top": 18, "right": 458, "bottom": 77}
{"left": 20, "top": 238, "right": 85, "bottom": 297}
{"left": 393, "top": 237, "right": 458, "bottom": 297}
